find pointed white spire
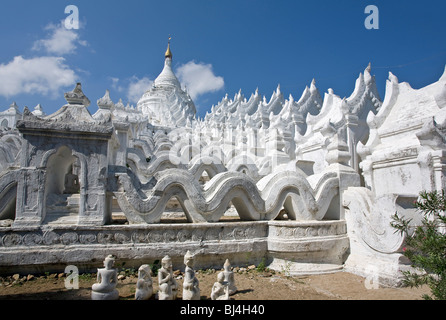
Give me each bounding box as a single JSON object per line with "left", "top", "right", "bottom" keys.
{"left": 310, "top": 79, "right": 317, "bottom": 94}
{"left": 9, "top": 102, "right": 19, "bottom": 110}
{"left": 364, "top": 63, "right": 373, "bottom": 86}
{"left": 388, "top": 72, "right": 399, "bottom": 84}
{"left": 97, "top": 89, "right": 114, "bottom": 109}
{"left": 32, "top": 104, "right": 46, "bottom": 117}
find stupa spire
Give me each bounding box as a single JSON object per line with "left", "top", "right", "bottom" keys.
{"left": 165, "top": 36, "right": 172, "bottom": 59}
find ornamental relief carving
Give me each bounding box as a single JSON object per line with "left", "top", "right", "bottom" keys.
{"left": 23, "top": 233, "right": 43, "bottom": 246}
{"left": 270, "top": 224, "right": 346, "bottom": 239}
{"left": 79, "top": 233, "right": 96, "bottom": 244}
{"left": 131, "top": 231, "right": 147, "bottom": 243}
{"left": 2, "top": 233, "right": 22, "bottom": 247}
{"left": 43, "top": 231, "right": 60, "bottom": 245}
{"left": 61, "top": 232, "right": 79, "bottom": 245}
{"left": 0, "top": 225, "right": 272, "bottom": 247}
{"left": 97, "top": 232, "right": 116, "bottom": 244}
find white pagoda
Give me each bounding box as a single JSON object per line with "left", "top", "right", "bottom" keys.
{"left": 137, "top": 40, "right": 196, "bottom": 128}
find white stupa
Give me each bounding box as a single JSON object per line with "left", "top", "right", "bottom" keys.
{"left": 137, "top": 39, "right": 196, "bottom": 128}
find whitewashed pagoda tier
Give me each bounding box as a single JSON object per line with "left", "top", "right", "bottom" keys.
{"left": 137, "top": 41, "right": 196, "bottom": 128}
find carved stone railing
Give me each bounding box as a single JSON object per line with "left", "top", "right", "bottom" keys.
{"left": 0, "top": 220, "right": 348, "bottom": 275}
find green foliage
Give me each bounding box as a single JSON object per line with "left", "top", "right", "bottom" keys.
{"left": 280, "top": 261, "right": 292, "bottom": 278}
{"left": 116, "top": 261, "right": 137, "bottom": 277}
{"left": 78, "top": 273, "right": 94, "bottom": 281}
{"left": 149, "top": 260, "right": 161, "bottom": 276}
{"left": 391, "top": 190, "right": 446, "bottom": 300}
{"left": 256, "top": 258, "right": 267, "bottom": 272}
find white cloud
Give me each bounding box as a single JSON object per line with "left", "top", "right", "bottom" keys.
{"left": 109, "top": 77, "right": 124, "bottom": 93}
{"left": 127, "top": 76, "right": 153, "bottom": 103}
{"left": 176, "top": 61, "right": 224, "bottom": 100}
{"left": 110, "top": 76, "right": 153, "bottom": 104}
{"left": 32, "top": 22, "right": 87, "bottom": 56}
{"left": 0, "top": 56, "right": 77, "bottom": 98}
{"left": 108, "top": 62, "right": 223, "bottom": 106}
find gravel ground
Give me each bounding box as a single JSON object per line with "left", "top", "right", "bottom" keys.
{"left": 0, "top": 267, "right": 429, "bottom": 301}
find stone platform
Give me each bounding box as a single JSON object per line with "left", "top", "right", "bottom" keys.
{"left": 0, "top": 220, "right": 349, "bottom": 276}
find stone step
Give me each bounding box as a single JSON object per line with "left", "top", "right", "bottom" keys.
{"left": 67, "top": 194, "right": 80, "bottom": 206}
{"left": 44, "top": 212, "right": 79, "bottom": 225}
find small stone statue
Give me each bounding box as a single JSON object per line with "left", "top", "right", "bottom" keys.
{"left": 64, "top": 164, "right": 80, "bottom": 194}
{"left": 158, "top": 255, "right": 178, "bottom": 300}
{"left": 135, "top": 264, "right": 153, "bottom": 300}
{"left": 182, "top": 250, "right": 200, "bottom": 300}
{"left": 91, "top": 255, "right": 119, "bottom": 300}
{"left": 223, "top": 259, "right": 237, "bottom": 295}
{"left": 211, "top": 272, "right": 230, "bottom": 300}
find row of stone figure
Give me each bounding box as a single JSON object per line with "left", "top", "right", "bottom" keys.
{"left": 91, "top": 253, "right": 237, "bottom": 300}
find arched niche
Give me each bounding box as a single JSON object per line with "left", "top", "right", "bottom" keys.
{"left": 43, "top": 145, "right": 82, "bottom": 225}
{"left": 44, "top": 146, "right": 79, "bottom": 196}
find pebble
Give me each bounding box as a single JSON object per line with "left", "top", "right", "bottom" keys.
{"left": 118, "top": 274, "right": 126, "bottom": 280}
{"left": 261, "top": 272, "right": 273, "bottom": 277}
{"left": 173, "top": 270, "right": 182, "bottom": 277}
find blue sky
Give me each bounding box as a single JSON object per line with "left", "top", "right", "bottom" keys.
{"left": 0, "top": 0, "right": 445, "bottom": 119}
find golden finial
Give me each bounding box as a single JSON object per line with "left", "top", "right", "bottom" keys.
{"left": 165, "top": 35, "right": 172, "bottom": 59}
